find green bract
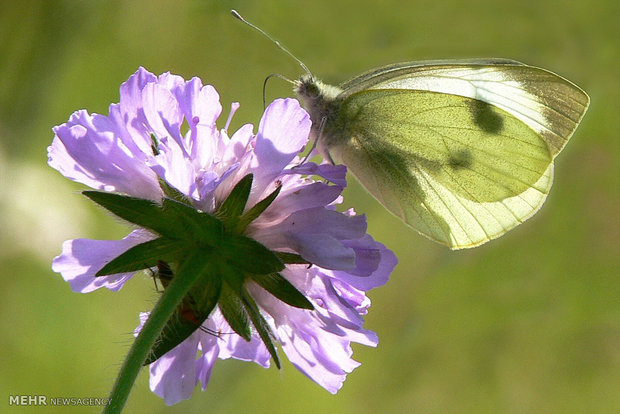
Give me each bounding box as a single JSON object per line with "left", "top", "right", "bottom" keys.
{"left": 85, "top": 173, "right": 313, "bottom": 367}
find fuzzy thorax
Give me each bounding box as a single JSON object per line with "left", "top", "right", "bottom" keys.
{"left": 294, "top": 75, "right": 344, "bottom": 153}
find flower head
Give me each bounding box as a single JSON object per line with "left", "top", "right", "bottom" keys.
{"left": 49, "top": 67, "right": 396, "bottom": 405}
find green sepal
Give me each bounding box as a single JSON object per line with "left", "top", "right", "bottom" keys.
{"left": 158, "top": 177, "right": 191, "bottom": 205}
{"left": 222, "top": 234, "right": 284, "bottom": 274}
{"left": 191, "top": 271, "right": 223, "bottom": 318}
{"left": 144, "top": 313, "right": 201, "bottom": 365}
{"left": 218, "top": 283, "right": 251, "bottom": 341}
{"left": 144, "top": 250, "right": 219, "bottom": 365}
{"left": 83, "top": 191, "right": 180, "bottom": 238}
{"left": 241, "top": 289, "right": 281, "bottom": 369}
{"left": 218, "top": 261, "right": 246, "bottom": 293}
{"left": 95, "top": 237, "right": 188, "bottom": 276}
{"left": 250, "top": 273, "right": 314, "bottom": 310}
{"left": 161, "top": 198, "right": 223, "bottom": 246}
{"left": 236, "top": 181, "right": 282, "bottom": 232}
{"left": 153, "top": 261, "right": 174, "bottom": 289}
{"left": 273, "top": 251, "right": 311, "bottom": 265}
{"left": 216, "top": 173, "right": 253, "bottom": 229}
{"left": 144, "top": 285, "right": 221, "bottom": 364}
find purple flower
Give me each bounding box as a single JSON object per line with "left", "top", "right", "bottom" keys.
{"left": 49, "top": 67, "right": 396, "bottom": 405}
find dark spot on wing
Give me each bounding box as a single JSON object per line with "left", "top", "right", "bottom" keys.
{"left": 470, "top": 100, "right": 504, "bottom": 134}
{"left": 448, "top": 150, "right": 473, "bottom": 170}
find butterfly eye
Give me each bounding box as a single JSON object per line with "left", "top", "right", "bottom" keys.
{"left": 296, "top": 77, "right": 320, "bottom": 98}
{"left": 304, "top": 82, "right": 321, "bottom": 97}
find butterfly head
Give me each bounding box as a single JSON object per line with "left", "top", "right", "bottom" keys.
{"left": 295, "top": 75, "right": 343, "bottom": 139}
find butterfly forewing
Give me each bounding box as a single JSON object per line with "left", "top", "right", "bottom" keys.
{"left": 339, "top": 61, "right": 589, "bottom": 158}
{"left": 340, "top": 89, "right": 552, "bottom": 200}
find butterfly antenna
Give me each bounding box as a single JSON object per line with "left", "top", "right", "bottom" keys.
{"left": 262, "top": 73, "right": 294, "bottom": 109}
{"left": 231, "top": 10, "right": 312, "bottom": 77}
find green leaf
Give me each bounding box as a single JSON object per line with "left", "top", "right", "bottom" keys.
{"left": 250, "top": 273, "right": 314, "bottom": 310}
{"left": 236, "top": 180, "right": 282, "bottom": 232}
{"left": 161, "top": 198, "right": 223, "bottom": 246}
{"left": 222, "top": 234, "right": 284, "bottom": 274}
{"left": 218, "top": 283, "right": 251, "bottom": 341}
{"left": 83, "top": 191, "right": 179, "bottom": 237}
{"left": 95, "top": 238, "right": 188, "bottom": 276}
{"left": 216, "top": 173, "right": 253, "bottom": 229}
{"left": 273, "top": 251, "right": 311, "bottom": 265}
{"left": 241, "top": 290, "right": 280, "bottom": 369}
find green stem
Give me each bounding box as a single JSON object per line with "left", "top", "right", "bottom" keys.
{"left": 103, "top": 250, "right": 206, "bottom": 413}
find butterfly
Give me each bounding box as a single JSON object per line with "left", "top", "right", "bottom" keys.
{"left": 233, "top": 11, "right": 589, "bottom": 249}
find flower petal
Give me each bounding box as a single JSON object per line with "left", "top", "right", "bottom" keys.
{"left": 246, "top": 267, "right": 379, "bottom": 394}
{"left": 222, "top": 123, "right": 254, "bottom": 166}
{"left": 271, "top": 207, "right": 366, "bottom": 240}
{"left": 117, "top": 67, "right": 159, "bottom": 155}
{"left": 286, "top": 233, "right": 356, "bottom": 270}
{"left": 194, "top": 321, "right": 221, "bottom": 391}
{"left": 264, "top": 182, "right": 343, "bottom": 221}
{"left": 285, "top": 162, "right": 347, "bottom": 187}
{"left": 171, "top": 78, "right": 222, "bottom": 166}
{"left": 207, "top": 309, "right": 271, "bottom": 368}
{"left": 149, "top": 332, "right": 202, "bottom": 406}
{"left": 48, "top": 110, "right": 161, "bottom": 199}
{"left": 141, "top": 82, "right": 185, "bottom": 148}
{"left": 148, "top": 135, "right": 197, "bottom": 200}
{"left": 51, "top": 230, "right": 153, "bottom": 292}
{"left": 252, "top": 98, "right": 310, "bottom": 193}
{"left": 326, "top": 236, "right": 397, "bottom": 291}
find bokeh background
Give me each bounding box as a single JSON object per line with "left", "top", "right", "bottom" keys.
{"left": 1, "top": 0, "right": 618, "bottom": 413}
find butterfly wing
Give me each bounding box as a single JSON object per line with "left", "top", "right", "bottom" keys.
{"left": 327, "top": 61, "right": 588, "bottom": 249}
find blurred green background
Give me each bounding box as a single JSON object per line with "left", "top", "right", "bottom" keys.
{"left": 1, "top": 0, "right": 618, "bottom": 412}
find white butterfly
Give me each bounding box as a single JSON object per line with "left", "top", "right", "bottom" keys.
{"left": 233, "top": 11, "right": 589, "bottom": 249}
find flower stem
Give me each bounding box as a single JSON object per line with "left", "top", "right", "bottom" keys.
{"left": 103, "top": 251, "right": 205, "bottom": 413}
